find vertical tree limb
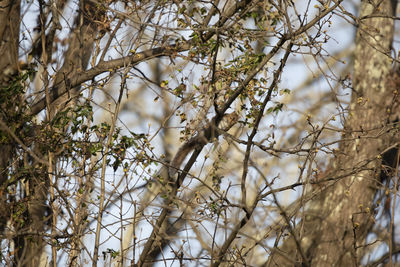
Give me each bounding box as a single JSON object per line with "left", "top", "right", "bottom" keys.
{"left": 270, "top": 0, "right": 398, "bottom": 265}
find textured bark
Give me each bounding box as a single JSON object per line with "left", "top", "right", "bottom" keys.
{"left": 13, "top": 165, "right": 50, "bottom": 267}
{"left": 0, "top": 0, "right": 21, "bottom": 185}
{"left": 0, "top": 1, "right": 47, "bottom": 266}
{"left": 0, "top": 1, "right": 104, "bottom": 266}
{"left": 53, "top": 1, "right": 106, "bottom": 265}
{"left": 0, "top": 0, "right": 20, "bottom": 80}
{"left": 269, "top": 0, "right": 397, "bottom": 266}
{"left": 0, "top": 0, "right": 20, "bottom": 237}
{"left": 48, "top": 0, "right": 104, "bottom": 117}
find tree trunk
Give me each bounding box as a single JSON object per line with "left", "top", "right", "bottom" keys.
{"left": 0, "top": 0, "right": 21, "bottom": 185}
{"left": 0, "top": 0, "right": 21, "bottom": 243}
{"left": 269, "top": 0, "right": 398, "bottom": 266}
{"left": 0, "top": 0, "right": 103, "bottom": 265}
